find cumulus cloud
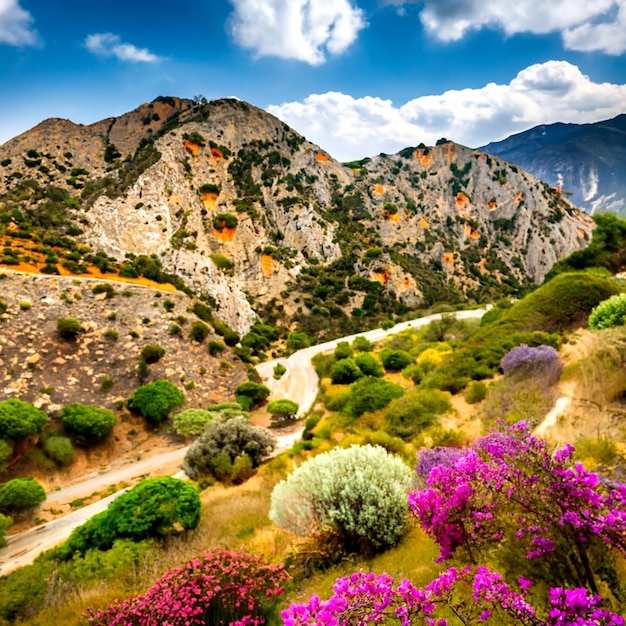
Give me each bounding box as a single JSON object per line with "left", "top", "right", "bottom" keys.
{"left": 229, "top": 0, "right": 366, "bottom": 65}
{"left": 267, "top": 61, "right": 626, "bottom": 161}
{"left": 0, "top": 0, "right": 37, "bottom": 46}
{"left": 385, "top": 0, "right": 626, "bottom": 55}
{"left": 85, "top": 33, "right": 161, "bottom": 63}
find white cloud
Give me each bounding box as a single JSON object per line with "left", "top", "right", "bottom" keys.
{"left": 386, "top": 0, "right": 626, "bottom": 55}
{"left": 85, "top": 33, "right": 161, "bottom": 63}
{"left": 228, "top": 0, "right": 366, "bottom": 65}
{"left": 0, "top": 0, "right": 37, "bottom": 46}
{"left": 267, "top": 61, "right": 626, "bottom": 161}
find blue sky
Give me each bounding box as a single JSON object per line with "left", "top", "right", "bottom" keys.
{"left": 1, "top": 0, "right": 625, "bottom": 160}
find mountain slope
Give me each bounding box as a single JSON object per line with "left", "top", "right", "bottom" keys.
{"left": 480, "top": 114, "right": 626, "bottom": 215}
{"left": 0, "top": 97, "right": 594, "bottom": 340}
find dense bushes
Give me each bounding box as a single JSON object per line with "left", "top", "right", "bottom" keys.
{"left": 267, "top": 399, "right": 299, "bottom": 422}
{"left": 43, "top": 435, "right": 75, "bottom": 465}
{"left": 330, "top": 358, "right": 362, "bottom": 384}
{"left": 384, "top": 388, "right": 452, "bottom": 438}
{"left": 60, "top": 404, "right": 116, "bottom": 446}
{"left": 127, "top": 380, "right": 184, "bottom": 425}
{"left": 354, "top": 352, "right": 384, "bottom": 377}
{"left": 589, "top": 293, "right": 626, "bottom": 330}
{"left": 343, "top": 377, "right": 404, "bottom": 418}
{"left": 172, "top": 408, "right": 216, "bottom": 436}
{"left": 0, "top": 399, "right": 46, "bottom": 440}
{"left": 60, "top": 477, "right": 200, "bottom": 557}
{"left": 183, "top": 416, "right": 275, "bottom": 482}
{"left": 0, "top": 477, "right": 46, "bottom": 514}
{"left": 234, "top": 381, "right": 270, "bottom": 411}
{"left": 380, "top": 349, "right": 413, "bottom": 371}
{"left": 270, "top": 445, "right": 412, "bottom": 554}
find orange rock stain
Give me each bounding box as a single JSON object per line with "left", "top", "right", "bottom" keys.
{"left": 487, "top": 200, "right": 497, "bottom": 210}
{"left": 210, "top": 147, "right": 223, "bottom": 161}
{"left": 456, "top": 192, "right": 469, "bottom": 207}
{"left": 200, "top": 192, "right": 218, "bottom": 210}
{"left": 213, "top": 227, "right": 236, "bottom": 243}
{"left": 442, "top": 253, "right": 454, "bottom": 265}
{"left": 386, "top": 211, "right": 400, "bottom": 222}
{"left": 316, "top": 152, "right": 330, "bottom": 163}
{"left": 371, "top": 269, "right": 390, "bottom": 284}
{"left": 373, "top": 185, "right": 384, "bottom": 195}
{"left": 514, "top": 193, "right": 524, "bottom": 205}
{"left": 463, "top": 223, "right": 480, "bottom": 240}
{"left": 419, "top": 216, "right": 429, "bottom": 229}
{"left": 183, "top": 140, "right": 201, "bottom": 156}
{"left": 415, "top": 149, "right": 432, "bottom": 166}
{"left": 261, "top": 254, "right": 274, "bottom": 277}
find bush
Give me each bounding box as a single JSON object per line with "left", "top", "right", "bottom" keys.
{"left": 589, "top": 294, "right": 626, "bottom": 330}
{"left": 60, "top": 404, "right": 116, "bottom": 446}
{"left": 0, "top": 513, "right": 11, "bottom": 547}
{"left": 286, "top": 331, "right": 311, "bottom": 351}
{"left": 380, "top": 349, "right": 413, "bottom": 371}
{"left": 85, "top": 551, "right": 288, "bottom": 626}
{"left": 0, "top": 299, "right": 7, "bottom": 314}
{"left": 267, "top": 399, "right": 299, "bottom": 422}
{"left": 352, "top": 336, "right": 373, "bottom": 352}
{"left": 212, "top": 212, "right": 238, "bottom": 230}
{"left": 500, "top": 344, "right": 562, "bottom": 385}
{"left": 140, "top": 344, "right": 166, "bottom": 364}
{"left": 344, "top": 377, "right": 405, "bottom": 418}
{"left": 61, "top": 477, "right": 200, "bottom": 556}
{"left": 172, "top": 409, "right": 216, "bottom": 437}
{"left": 189, "top": 320, "right": 211, "bottom": 342}
{"left": 43, "top": 436, "right": 74, "bottom": 465}
{"left": 273, "top": 363, "right": 287, "bottom": 379}
{"left": 0, "top": 477, "right": 46, "bottom": 514}
{"left": 354, "top": 352, "right": 384, "bottom": 377}
{"left": 183, "top": 416, "right": 275, "bottom": 481}
{"left": 0, "top": 399, "right": 47, "bottom": 440}
{"left": 207, "top": 340, "right": 225, "bottom": 356}
{"left": 464, "top": 380, "right": 487, "bottom": 404}
{"left": 56, "top": 317, "right": 83, "bottom": 339}
{"left": 234, "top": 381, "right": 270, "bottom": 409}
{"left": 91, "top": 283, "right": 115, "bottom": 299}
{"left": 270, "top": 445, "right": 412, "bottom": 554}
{"left": 0, "top": 440, "right": 12, "bottom": 473}
{"left": 334, "top": 341, "right": 353, "bottom": 360}
{"left": 384, "top": 389, "right": 452, "bottom": 438}
{"left": 127, "top": 380, "right": 185, "bottom": 425}
{"left": 330, "top": 358, "right": 363, "bottom": 384}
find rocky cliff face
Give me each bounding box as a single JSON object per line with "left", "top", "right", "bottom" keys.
{"left": 480, "top": 114, "right": 626, "bottom": 216}
{"left": 0, "top": 97, "right": 594, "bottom": 338}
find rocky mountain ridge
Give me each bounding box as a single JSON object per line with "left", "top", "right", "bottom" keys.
{"left": 0, "top": 97, "right": 594, "bottom": 339}
{"left": 480, "top": 114, "right": 626, "bottom": 216}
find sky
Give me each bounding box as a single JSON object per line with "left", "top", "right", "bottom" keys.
{"left": 0, "top": 0, "right": 625, "bottom": 161}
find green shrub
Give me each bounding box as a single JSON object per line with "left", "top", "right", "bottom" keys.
{"left": 0, "top": 513, "right": 12, "bottom": 547}
{"left": 60, "top": 477, "right": 200, "bottom": 557}
{"left": 0, "top": 477, "right": 46, "bottom": 514}
{"left": 234, "top": 381, "right": 270, "bottom": 409}
{"left": 354, "top": 352, "right": 384, "bottom": 377}
{"left": 91, "top": 283, "right": 115, "bottom": 299}
{"left": 589, "top": 294, "right": 626, "bottom": 330}
{"left": 189, "top": 320, "right": 211, "bottom": 342}
{"left": 267, "top": 399, "right": 299, "bottom": 422}
{"left": 352, "top": 336, "right": 372, "bottom": 352}
{"left": 183, "top": 416, "right": 275, "bottom": 481}
{"left": 334, "top": 341, "right": 353, "bottom": 360}
{"left": 286, "top": 331, "right": 311, "bottom": 351}
{"left": 60, "top": 404, "right": 117, "bottom": 446}
{"left": 127, "top": 380, "right": 185, "bottom": 425}
{"left": 330, "top": 358, "right": 363, "bottom": 384}
{"left": 140, "top": 344, "right": 166, "bottom": 364}
{"left": 270, "top": 445, "right": 412, "bottom": 554}
{"left": 43, "top": 436, "right": 74, "bottom": 465}
{"left": 0, "top": 440, "right": 12, "bottom": 473}
{"left": 103, "top": 329, "right": 119, "bottom": 341}
{"left": 464, "top": 380, "right": 487, "bottom": 404}
{"left": 344, "top": 377, "right": 405, "bottom": 418}
{"left": 212, "top": 213, "right": 238, "bottom": 230}
{"left": 384, "top": 388, "right": 452, "bottom": 438}
{"left": 208, "top": 340, "right": 226, "bottom": 356}
{"left": 0, "top": 299, "right": 7, "bottom": 314}
{"left": 56, "top": 317, "right": 83, "bottom": 339}
{"left": 172, "top": 409, "right": 216, "bottom": 437}
{"left": 380, "top": 349, "right": 413, "bottom": 371}
{"left": 100, "top": 375, "right": 115, "bottom": 392}
{"left": 0, "top": 399, "right": 47, "bottom": 440}
{"left": 231, "top": 453, "right": 255, "bottom": 484}
{"left": 199, "top": 183, "right": 220, "bottom": 194}
{"left": 212, "top": 319, "right": 240, "bottom": 346}
{"left": 273, "top": 363, "right": 287, "bottom": 379}
{"left": 210, "top": 253, "right": 234, "bottom": 271}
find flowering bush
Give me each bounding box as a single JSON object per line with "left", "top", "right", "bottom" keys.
{"left": 85, "top": 550, "right": 288, "bottom": 626}
{"left": 589, "top": 293, "right": 626, "bottom": 330}
{"left": 282, "top": 567, "right": 624, "bottom": 625}
{"left": 500, "top": 344, "right": 562, "bottom": 384}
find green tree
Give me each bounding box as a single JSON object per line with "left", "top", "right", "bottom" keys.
{"left": 270, "top": 445, "right": 412, "bottom": 554}
{"left": 0, "top": 477, "right": 46, "bottom": 514}
{"left": 352, "top": 336, "right": 373, "bottom": 352}
{"left": 127, "top": 380, "right": 185, "bottom": 425}
{"left": 267, "top": 399, "right": 299, "bottom": 422}
{"left": 183, "top": 416, "right": 275, "bottom": 481}
{"left": 334, "top": 341, "right": 353, "bottom": 360}
{"left": 330, "top": 358, "right": 363, "bottom": 384}
{"left": 60, "top": 477, "right": 200, "bottom": 557}
{"left": 380, "top": 349, "right": 413, "bottom": 371}
{"left": 172, "top": 409, "right": 216, "bottom": 437}
{"left": 234, "top": 382, "right": 270, "bottom": 410}
{"left": 286, "top": 331, "right": 311, "bottom": 351}
{"left": 60, "top": 404, "right": 116, "bottom": 446}
{"left": 354, "top": 352, "right": 384, "bottom": 377}
{"left": 344, "top": 377, "right": 405, "bottom": 418}
{"left": 0, "top": 400, "right": 46, "bottom": 440}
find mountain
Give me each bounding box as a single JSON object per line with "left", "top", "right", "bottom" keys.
{"left": 0, "top": 97, "right": 594, "bottom": 341}
{"left": 480, "top": 114, "right": 626, "bottom": 215}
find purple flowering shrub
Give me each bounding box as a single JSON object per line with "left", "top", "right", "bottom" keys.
{"left": 410, "top": 422, "right": 626, "bottom": 593}
{"left": 84, "top": 550, "right": 288, "bottom": 626}
{"left": 500, "top": 344, "right": 562, "bottom": 385}
{"left": 282, "top": 567, "right": 623, "bottom": 626}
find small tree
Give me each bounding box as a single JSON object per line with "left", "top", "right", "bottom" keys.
{"left": 286, "top": 331, "right": 311, "bottom": 351}
{"left": 234, "top": 382, "right": 270, "bottom": 410}
{"left": 344, "top": 377, "right": 404, "bottom": 418}
{"left": 270, "top": 445, "right": 412, "bottom": 553}
{"left": 354, "top": 352, "right": 384, "bottom": 377}
{"left": 384, "top": 388, "right": 451, "bottom": 438}
{"left": 56, "top": 317, "right": 83, "bottom": 340}
{"left": 330, "top": 358, "right": 363, "bottom": 384}
{"left": 127, "top": 380, "right": 184, "bottom": 425}
{"left": 352, "top": 336, "right": 372, "bottom": 352}
{"left": 380, "top": 349, "right": 413, "bottom": 371}
{"left": 140, "top": 344, "right": 166, "bottom": 364}
{"left": 267, "top": 399, "right": 299, "bottom": 422}
{"left": 334, "top": 341, "right": 353, "bottom": 360}
{"left": 183, "top": 416, "right": 275, "bottom": 481}
{"left": 0, "top": 399, "right": 47, "bottom": 441}
{"left": 189, "top": 320, "right": 211, "bottom": 343}
{"left": 172, "top": 408, "right": 216, "bottom": 437}
{"left": 0, "top": 477, "right": 46, "bottom": 515}
{"left": 60, "top": 404, "right": 116, "bottom": 446}
{"left": 43, "top": 436, "right": 74, "bottom": 465}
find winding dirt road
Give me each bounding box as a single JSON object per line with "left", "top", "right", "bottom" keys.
{"left": 0, "top": 308, "right": 487, "bottom": 575}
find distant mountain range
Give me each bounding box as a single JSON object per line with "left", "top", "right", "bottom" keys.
{"left": 480, "top": 114, "right": 626, "bottom": 216}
